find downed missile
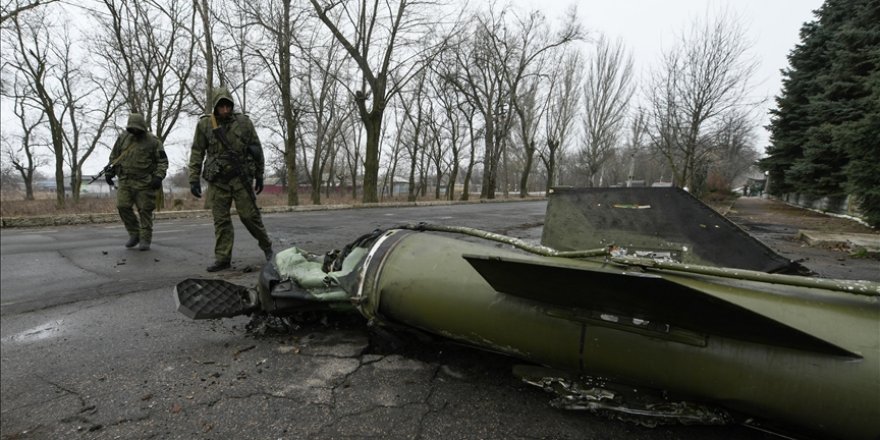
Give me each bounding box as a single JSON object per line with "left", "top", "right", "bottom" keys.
{"left": 175, "top": 224, "right": 879, "bottom": 440}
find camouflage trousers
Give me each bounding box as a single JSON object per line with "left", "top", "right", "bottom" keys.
{"left": 116, "top": 182, "right": 157, "bottom": 243}
{"left": 208, "top": 178, "right": 271, "bottom": 263}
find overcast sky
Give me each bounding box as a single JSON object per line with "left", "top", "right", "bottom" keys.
{"left": 153, "top": 0, "right": 829, "bottom": 173}
{"left": 511, "top": 0, "right": 825, "bottom": 149}
{"left": 5, "top": 0, "right": 826, "bottom": 176}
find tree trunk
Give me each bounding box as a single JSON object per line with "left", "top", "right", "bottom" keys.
{"left": 545, "top": 141, "right": 557, "bottom": 195}
{"left": 311, "top": 155, "right": 321, "bottom": 205}
{"left": 50, "top": 123, "right": 65, "bottom": 207}
{"left": 362, "top": 114, "right": 382, "bottom": 203}
{"left": 286, "top": 137, "right": 298, "bottom": 206}
{"left": 447, "top": 151, "right": 459, "bottom": 201}
{"left": 481, "top": 120, "right": 495, "bottom": 199}
{"left": 461, "top": 123, "right": 477, "bottom": 201}
{"left": 407, "top": 147, "right": 417, "bottom": 202}
{"left": 519, "top": 141, "right": 534, "bottom": 198}
{"left": 200, "top": 0, "right": 213, "bottom": 113}
{"left": 280, "top": 0, "right": 298, "bottom": 206}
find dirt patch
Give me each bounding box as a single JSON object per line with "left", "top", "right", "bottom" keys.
{"left": 727, "top": 197, "right": 878, "bottom": 281}
{"left": 728, "top": 197, "right": 875, "bottom": 235}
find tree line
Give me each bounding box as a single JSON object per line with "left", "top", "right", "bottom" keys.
{"left": 760, "top": 0, "right": 879, "bottom": 227}
{"left": 2, "top": 0, "right": 765, "bottom": 208}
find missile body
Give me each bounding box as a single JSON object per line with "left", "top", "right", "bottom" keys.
{"left": 176, "top": 228, "right": 880, "bottom": 439}
{"left": 353, "top": 230, "right": 879, "bottom": 440}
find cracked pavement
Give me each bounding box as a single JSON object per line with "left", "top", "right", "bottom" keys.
{"left": 1, "top": 201, "right": 796, "bottom": 439}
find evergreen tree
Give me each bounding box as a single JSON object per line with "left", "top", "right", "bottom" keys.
{"left": 838, "top": 1, "right": 880, "bottom": 226}
{"left": 761, "top": 0, "right": 880, "bottom": 226}
{"left": 762, "top": 20, "right": 828, "bottom": 195}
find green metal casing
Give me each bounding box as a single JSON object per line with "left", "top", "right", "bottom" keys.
{"left": 354, "top": 229, "right": 880, "bottom": 439}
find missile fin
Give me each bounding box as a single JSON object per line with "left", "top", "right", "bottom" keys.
{"left": 464, "top": 255, "right": 860, "bottom": 358}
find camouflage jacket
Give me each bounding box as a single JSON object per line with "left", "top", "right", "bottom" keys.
{"left": 109, "top": 130, "right": 167, "bottom": 185}
{"left": 188, "top": 88, "right": 264, "bottom": 184}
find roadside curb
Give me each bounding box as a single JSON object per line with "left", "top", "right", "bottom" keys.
{"left": 798, "top": 229, "right": 880, "bottom": 253}
{"left": 0, "top": 198, "right": 546, "bottom": 229}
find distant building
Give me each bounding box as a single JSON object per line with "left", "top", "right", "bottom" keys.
{"left": 261, "top": 177, "right": 285, "bottom": 195}
{"left": 385, "top": 177, "right": 410, "bottom": 198}
{"left": 80, "top": 177, "right": 114, "bottom": 197}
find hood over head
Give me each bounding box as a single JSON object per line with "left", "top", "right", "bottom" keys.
{"left": 211, "top": 87, "right": 235, "bottom": 113}
{"left": 126, "top": 113, "right": 147, "bottom": 134}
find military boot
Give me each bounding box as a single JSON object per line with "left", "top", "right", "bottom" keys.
{"left": 125, "top": 236, "right": 140, "bottom": 248}
{"left": 263, "top": 247, "right": 274, "bottom": 261}
{"left": 138, "top": 241, "right": 151, "bottom": 251}
{"left": 206, "top": 261, "right": 231, "bottom": 272}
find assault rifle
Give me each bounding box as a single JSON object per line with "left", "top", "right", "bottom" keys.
{"left": 89, "top": 164, "right": 115, "bottom": 186}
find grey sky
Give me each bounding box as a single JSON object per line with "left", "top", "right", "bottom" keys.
{"left": 511, "top": 0, "right": 824, "bottom": 150}
{"left": 4, "top": 0, "right": 825, "bottom": 176}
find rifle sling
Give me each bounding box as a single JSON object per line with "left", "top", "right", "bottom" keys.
{"left": 90, "top": 134, "right": 139, "bottom": 184}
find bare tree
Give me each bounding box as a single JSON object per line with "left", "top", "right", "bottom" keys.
{"left": 339, "top": 116, "right": 363, "bottom": 200}
{"left": 620, "top": 107, "right": 652, "bottom": 187}
{"left": 193, "top": 0, "right": 214, "bottom": 110}
{"left": 380, "top": 109, "right": 406, "bottom": 199}
{"left": 440, "top": 10, "right": 512, "bottom": 200}
{"left": 457, "top": 99, "right": 479, "bottom": 200}
{"left": 96, "top": 0, "right": 197, "bottom": 140}
{"left": 511, "top": 75, "right": 543, "bottom": 196}
{"left": 497, "top": 9, "right": 581, "bottom": 198}
{"left": 300, "top": 29, "right": 354, "bottom": 205}
{"left": 540, "top": 49, "right": 580, "bottom": 193}
{"left": 708, "top": 109, "right": 759, "bottom": 190}
{"left": 54, "top": 23, "right": 124, "bottom": 201}
{"left": 240, "top": 0, "right": 307, "bottom": 205}
{"left": 0, "top": 0, "right": 59, "bottom": 25}
{"left": 645, "top": 9, "right": 758, "bottom": 193}
{"left": 441, "top": 5, "right": 579, "bottom": 199}
{"left": 0, "top": 159, "right": 22, "bottom": 193}
{"left": 209, "top": 0, "right": 266, "bottom": 113}
{"left": 308, "top": 0, "right": 455, "bottom": 203}
{"left": 1, "top": 89, "right": 48, "bottom": 200}
{"left": 4, "top": 10, "right": 67, "bottom": 206}
{"left": 398, "top": 70, "right": 432, "bottom": 202}
{"left": 431, "top": 70, "right": 466, "bottom": 200}
{"left": 423, "top": 88, "right": 453, "bottom": 199}
{"left": 577, "top": 35, "right": 634, "bottom": 187}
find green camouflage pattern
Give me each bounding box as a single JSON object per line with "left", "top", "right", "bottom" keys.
{"left": 188, "top": 89, "right": 271, "bottom": 263}
{"left": 206, "top": 178, "right": 271, "bottom": 263}
{"left": 116, "top": 183, "right": 157, "bottom": 242}
{"left": 109, "top": 113, "right": 167, "bottom": 244}
{"left": 187, "top": 87, "right": 264, "bottom": 184}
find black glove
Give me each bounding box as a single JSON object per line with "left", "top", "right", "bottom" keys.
{"left": 150, "top": 176, "right": 163, "bottom": 189}
{"left": 190, "top": 182, "right": 202, "bottom": 198}
{"left": 105, "top": 174, "right": 115, "bottom": 186}
{"left": 254, "top": 177, "right": 264, "bottom": 195}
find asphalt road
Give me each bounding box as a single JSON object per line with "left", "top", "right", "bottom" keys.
{"left": 0, "top": 199, "right": 852, "bottom": 439}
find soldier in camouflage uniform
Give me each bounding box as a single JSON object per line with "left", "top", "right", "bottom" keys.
{"left": 105, "top": 113, "right": 168, "bottom": 251}
{"left": 188, "top": 87, "right": 273, "bottom": 272}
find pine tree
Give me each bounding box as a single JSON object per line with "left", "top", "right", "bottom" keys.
{"left": 838, "top": 1, "right": 880, "bottom": 226}
{"left": 761, "top": 0, "right": 880, "bottom": 226}
{"left": 762, "top": 20, "right": 827, "bottom": 195}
